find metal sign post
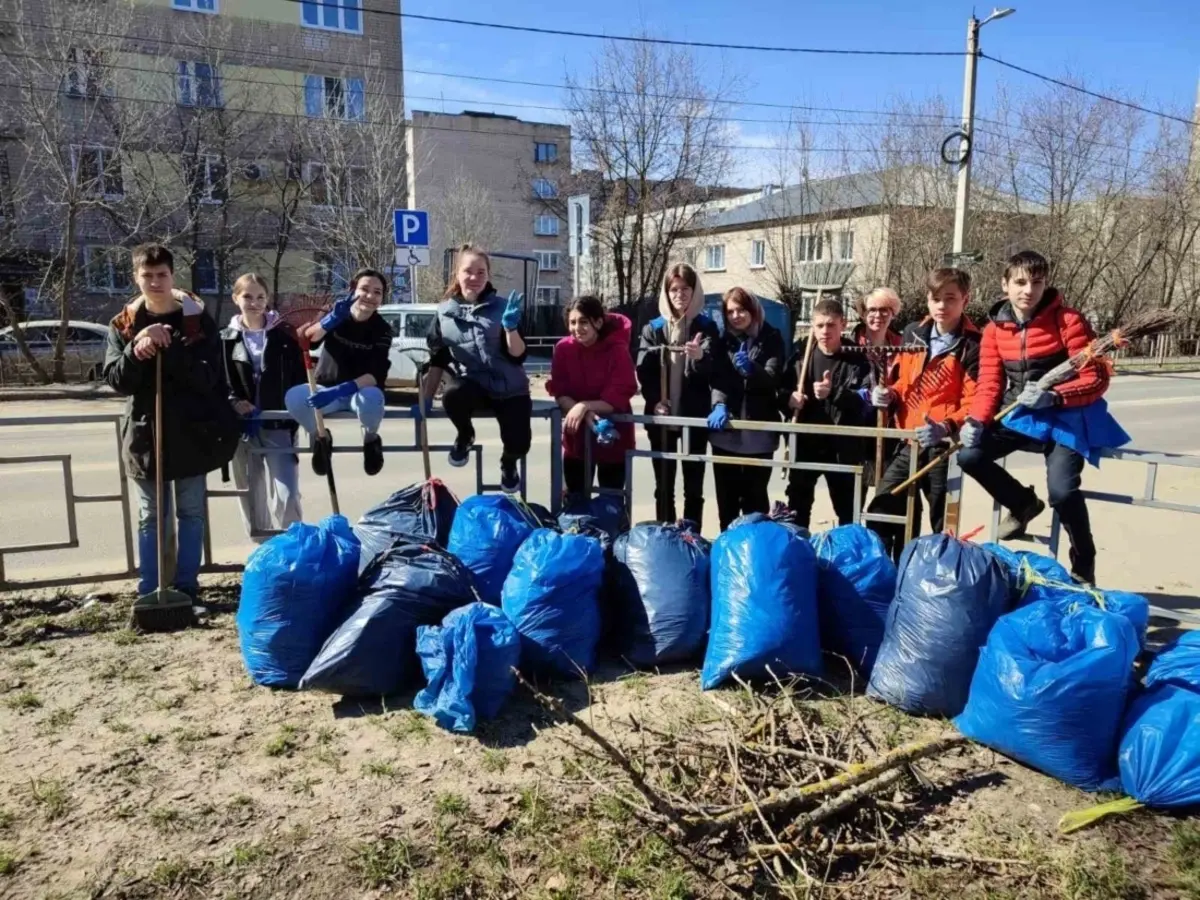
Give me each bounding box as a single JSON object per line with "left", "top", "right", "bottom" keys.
{"left": 393, "top": 208, "right": 430, "bottom": 304}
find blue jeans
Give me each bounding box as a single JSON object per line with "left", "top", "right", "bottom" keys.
{"left": 133, "top": 475, "right": 206, "bottom": 596}
{"left": 284, "top": 384, "right": 385, "bottom": 438}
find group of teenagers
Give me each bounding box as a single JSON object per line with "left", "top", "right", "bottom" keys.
{"left": 102, "top": 242, "right": 1105, "bottom": 604}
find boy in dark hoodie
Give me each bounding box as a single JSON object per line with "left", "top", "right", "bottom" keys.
{"left": 103, "top": 243, "right": 240, "bottom": 602}
{"left": 221, "top": 273, "right": 307, "bottom": 540}
{"left": 779, "top": 298, "right": 872, "bottom": 530}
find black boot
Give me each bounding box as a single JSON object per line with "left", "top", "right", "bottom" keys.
{"left": 311, "top": 432, "right": 333, "bottom": 477}
{"left": 997, "top": 489, "right": 1046, "bottom": 540}
{"left": 1069, "top": 548, "right": 1096, "bottom": 586}
{"left": 681, "top": 498, "right": 704, "bottom": 530}
{"left": 363, "top": 434, "right": 384, "bottom": 476}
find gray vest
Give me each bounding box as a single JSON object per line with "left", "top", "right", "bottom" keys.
{"left": 436, "top": 293, "right": 529, "bottom": 399}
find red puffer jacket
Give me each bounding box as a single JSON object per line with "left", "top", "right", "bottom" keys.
{"left": 969, "top": 290, "right": 1108, "bottom": 423}
{"left": 547, "top": 313, "right": 638, "bottom": 464}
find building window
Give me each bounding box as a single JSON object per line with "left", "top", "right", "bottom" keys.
{"left": 837, "top": 230, "right": 854, "bottom": 261}
{"left": 705, "top": 244, "right": 726, "bottom": 272}
{"left": 534, "top": 251, "right": 560, "bottom": 272}
{"left": 313, "top": 253, "right": 353, "bottom": 294}
{"left": 172, "top": 0, "right": 217, "bottom": 10}
{"left": 796, "top": 233, "right": 824, "bottom": 262}
{"left": 534, "top": 142, "right": 558, "bottom": 163}
{"left": 532, "top": 178, "right": 558, "bottom": 199}
{"left": 192, "top": 250, "right": 221, "bottom": 294}
{"left": 535, "top": 286, "right": 561, "bottom": 304}
{"left": 301, "top": 0, "right": 363, "bottom": 35}
{"left": 177, "top": 61, "right": 221, "bottom": 108}
{"left": 72, "top": 146, "right": 124, "bottom": 200}
{"left": 83, "top": 247, "right": 131, "bottom": 293}
{"left": 750, "top": 240, "right": 766, "bottom": 269}
{"left": 534, "top": 215, "right": 559, "bottom": 236}
{"left": 64, "top": 47, "right": 107, "bottom": 98}
{"left": 683, "top": 246, "right": 698, "bottom": 267}
{"left": 307, "top": 163, "right": 366, "bottom": 209}
{"left": 305, "top": 75, "right": 365, "bottom": 121}
{"left": 188, "top": 154, "right": 228, "bottom": 204}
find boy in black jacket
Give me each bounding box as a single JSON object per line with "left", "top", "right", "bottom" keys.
{"left": 221, "top": 273, "right": 307, "bottom": 540}
{"left": 103, "top": 243, "right": 241, "bottom": 602}
{"left": 289, "top": 268, "right": 393, "bottom": 476}
{"left": 779, "top": 298, "right": 872, "bottom": 529}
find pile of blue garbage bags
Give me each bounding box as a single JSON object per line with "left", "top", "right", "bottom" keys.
{"left": 236, "top": 491, "right": 1197, "bottom": 817}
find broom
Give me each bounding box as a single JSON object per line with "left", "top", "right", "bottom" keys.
{"left": 278, "top": 305, "right": 341, "bottom": 517}
{"left": 887, "top": 307, "right": 1179, "bottom": 497}
{"left": 130, "top": 352, "right": 197, "bottom": 633}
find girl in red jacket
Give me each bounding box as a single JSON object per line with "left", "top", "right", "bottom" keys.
{"left": 547, "top": 295, "right": 638, "bottom": 495}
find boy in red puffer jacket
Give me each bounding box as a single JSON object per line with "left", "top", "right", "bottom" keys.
{"left": 958, "top": 250, "right": 1108, "bottom": 584}
{"left": 546, "top": 295, "right": 638, "bottom": 496}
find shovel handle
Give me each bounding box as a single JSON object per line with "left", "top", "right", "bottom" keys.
{"left": 155, "top": 352, "right": 166, "bottom": 593}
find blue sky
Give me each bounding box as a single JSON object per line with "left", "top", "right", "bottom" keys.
{"left": 401, "top": 0, "right": 1199, "bottom": 185}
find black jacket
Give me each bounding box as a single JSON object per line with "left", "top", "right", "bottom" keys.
{"left": 636, "top": 312, "right": 720, "bottom": 420}
{"left": 711, "top": 323, "right": 785, "bottom": 424}
{"left": 779, "top": 338, "right": 872, "bottom": 458}
{"left": 103, "top": 292, "right": 241, "bottom": 481}
{"left": 220, "top": 320, "right": 307, "bottom": 432}
{"left": 312, "top": 312, "right": 392, "bottom": 388}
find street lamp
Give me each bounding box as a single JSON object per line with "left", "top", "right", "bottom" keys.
{"left": 950, "top": 7, "right": 1015, "bottom": 256}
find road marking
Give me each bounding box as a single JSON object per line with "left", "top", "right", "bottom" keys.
{"left": 0, "top": 461, "right": 119, "bottom": 476}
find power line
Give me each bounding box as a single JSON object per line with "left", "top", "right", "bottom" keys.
{"left": 980, "top": 52, "right": 1199, "bottom": 128}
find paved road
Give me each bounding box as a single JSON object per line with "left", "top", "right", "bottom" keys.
{"left": 1, "top": 373, "right": 1198, "bottom": 588}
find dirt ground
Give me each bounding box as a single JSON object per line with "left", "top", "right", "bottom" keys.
{"left": 0, "top": 579, "right": 1197, "bottom": 900}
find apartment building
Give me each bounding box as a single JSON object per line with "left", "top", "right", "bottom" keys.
{"left": 405, "top": 110, "right": 571, "bottom": 307}
{"left": 0, "top": 0, "right": 405, "bottom": 323}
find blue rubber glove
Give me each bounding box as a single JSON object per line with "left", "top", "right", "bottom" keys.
{"left": 734, "top": 342, "right": 753, "bottom": 377}
{"left": 707, "top": 403, "right": 729, "bottom": 430}
{"left": 500, "top": 290, "right": 523, "bottom": 331}
{"left": 593, "top": 417, "right": 618, "bottom": 446}
{"left": 306, "top": 380, "right": 358, "bottom": 409}
{"left": 318, "top": 294, "right": 354, "bottom": 333}
{"left": 1017, "top": 382, "right": 1059, "bottom": 410}
{"left": 959, "top": 418, "right": 983, "bottom": 449}
{"left": 410, "top": 396, "right": 433, "bottom": 421}
{"left": 914, "top": 414, "right": 949, "bottom": 450}
{"left": 241, "top": 406, "right": 262, "bottom": 440}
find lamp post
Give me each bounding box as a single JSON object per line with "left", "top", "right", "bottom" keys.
{"left": 951, "top": 7, "right": 1015, "bottom": 254}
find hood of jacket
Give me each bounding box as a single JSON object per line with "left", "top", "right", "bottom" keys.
{"left": 226, "top": 309, "right": 283, "bottom": 335}
{"left": 566, "top": 312, "right": 631, "bottom": 353}
{"left": 658, "top": 280, "right": 705, "bottom": 330}
{"left": 988, "top": 288, "right": 1064, "bottom": 328}
{"left": 111, "top": 289, "right": 207, "bottom": 343}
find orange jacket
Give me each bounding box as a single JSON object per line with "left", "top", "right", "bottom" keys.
{"left": 889, "top": 317, "right": 981, "bottom": 434}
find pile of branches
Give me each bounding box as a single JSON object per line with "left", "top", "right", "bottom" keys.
{"left": 517, "top": 669, "right": 1024, "bottom": 898}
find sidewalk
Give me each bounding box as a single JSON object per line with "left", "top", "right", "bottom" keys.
{"left": 0, "top": 382, "right": 115, "bottom": 402}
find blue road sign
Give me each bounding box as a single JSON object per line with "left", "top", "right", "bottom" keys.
{"left": 392, "top": 209, "right": 429, "bottom": 247}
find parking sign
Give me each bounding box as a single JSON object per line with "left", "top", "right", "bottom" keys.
{"left": 393, "top": 209, "right": 429, "bottom": 247}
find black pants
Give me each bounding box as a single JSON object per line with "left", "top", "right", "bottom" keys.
{"left": 867, "top": 443, "right": 950, "bottom": 563}
{"left": 958, "top": 425, "right": 1095, "bottom": 562}
{"left": 786, "top": 443, "right": 864, "bottom": 531}
{"left": 563, "top": 457, "right": 625, "bottom": 496}
{"left": 713, "top": 449, "right": 773, "bottom": 532}
{"left": 648, "top": 427, "right": 707, "bottom": 525}
{"left": 440, "top": 376, "right": 532, "bottom": 465}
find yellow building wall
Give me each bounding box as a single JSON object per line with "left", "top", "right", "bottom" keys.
{"left": 138, "top": 0, "right": 300, "bottom": 26}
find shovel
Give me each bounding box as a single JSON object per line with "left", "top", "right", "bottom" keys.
{"left": 129, "top": 352, "right": 196, "bottom": 633}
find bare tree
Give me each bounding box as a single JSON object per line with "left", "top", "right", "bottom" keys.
{"left": 562, "top": 38, "right": 738, "bottom": 305}
{"left": 413, "top": 166, "right": 504, "bottom": 301}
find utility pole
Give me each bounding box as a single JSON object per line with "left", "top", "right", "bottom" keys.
{"left": 951, "top": 8, "right": 1015, "bottom": 255}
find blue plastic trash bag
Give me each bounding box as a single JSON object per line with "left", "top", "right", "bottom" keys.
{"left": 1003, "top": 399, "right": 1131, "bottom": 467}
{"left": 447, "top": 495, "right": 542, "bottom": 605}
{"left": 981, "top": 544, "right": 1070, "bottom": 598}
{"left": 1144, "top": 632, "right": 1200, "bottom": 692}
{"left": 701, "top": 518, "right": 822, "bottom": 690}
{"left": 413, "top": 603, "right": 520, "bottom": 733}
{"left": 730, "top": 508, "right": 810, "bottom": 541}
{"left": 811, "top": 525, "right": 897, "bottom": 676}
{"left": 955, "top": 600, "right": 1139, "bottom": 791}
{"left": 1118, "top": 632, "right": 1200, "bottom": 807}
{"left": 867, "top": 534, "right": 1009, "bottom": 717}
{"left": 1017, "top": 568, "right": 1150, "bottom": 649}
{"left": 612, "top": 523, "right": 711, "bottom": 667}
{"left": 502, "top": 529, "right": 605, "bottom": 678}
{"left": 237, "top": 515, "right": 360, "bottom": 689}
{"left": 353, "top": 480, "right": 459, "bottom": 573}
{"left": 560, "top": 492, "right": 629, "bottom": 544}
{"left": 299, "top": 543, "right": 478, "bottom": 697}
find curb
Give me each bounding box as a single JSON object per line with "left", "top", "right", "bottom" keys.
{"left": 0, "top": 387, "right": 118, "bottom": 402}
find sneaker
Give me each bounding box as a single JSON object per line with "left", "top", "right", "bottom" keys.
{"left": 500, "top": 460, "right": 521, "bottom": 494}
{"left": 997, "top": 493, "right": 1046, "bottom": 540}
{"left": 448, "top": 433, "right": 474, "bottom": 468}
{"left": 1069, "top": 548, "right": 1096, "bottom": 586}
{"left": 363, "top": 434, "right": 384, "bottom": 476}
{"left": 311, "top": 433, "right": 333, "bottom": 477}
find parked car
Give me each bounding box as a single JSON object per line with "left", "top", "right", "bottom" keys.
{"left": 0, "top": 320, "right": 110, "bottom": 382}
{"left": 308, "top": 303, "right": 438, "bottom": 389}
